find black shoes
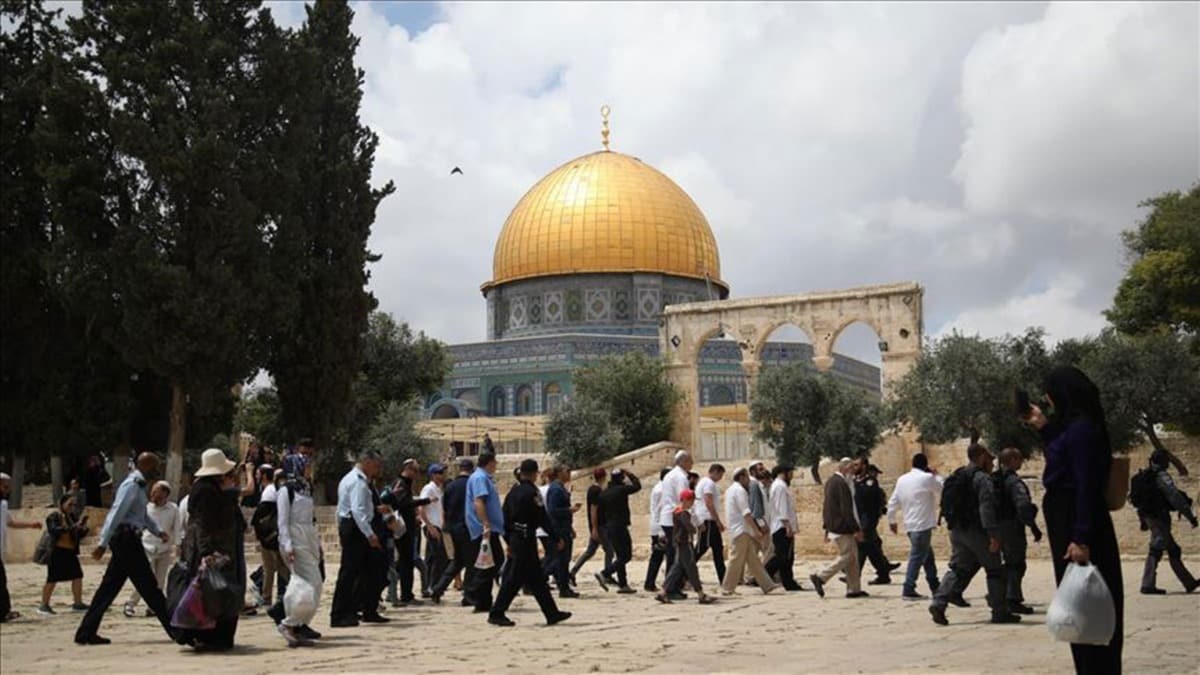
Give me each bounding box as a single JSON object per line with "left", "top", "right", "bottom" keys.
{"left": 902, "top": 592, "right": 926, "bottom": 601}
{"left": 1008, "top": 602, "right": 1035, "bottom": 615}
{"left": 643, "top": 584, "right": 659, "bottom": 593}
{"left": 296, "top": 625, "right": 322, "bottom": 640}
{"left": 266, "top": 602, "right": 285, "bottom": 625}
{"left": 75, "top": 635, "right": 112, "bottom": 646}
{"left": 1187, "top": 581, "right": 1200, "bottom": 594}
{"left": 991, "top": 613, "right": 1022, "bottom": 624}
{"left": 846, "top": 590, "right": 870, "bottom": 598}
{"left": 616, "top": 586, "right": 637, "bottom": 594}
{"left": 867, "top": 577, "right": 891, "bottom": 585}
{"left": 947, "top": 594, "right": 971, "bottom": 608}
{"left": 560, "top": 588, "right": 581, "bottom": 599}
{"left": 1140, "top": 587, "right": 1166, "bottom": 595}
{"left": 330, "top": 618, "right": 360, "bottom": 628}
{"left": 547, "top": 611, "right": 572, "bottom": 626}
{"left": 594, "top": 572, "right": 610, "bottom": 592}
{"left": 360, "top": 613, "right": 390, "bottom": 624}
{"left": 929, "top": 605, "right": 948, "bottom": 626}
{"left": 888, "top": 562, "right": 902, "bottom": 572}
{"left": 809, "top": 574, "right": 825, "bottom": 598}
{"left": 488, "top": 615, "right": 516, "bottom": 627}
{"left": 665, "top": 591, "right": 688, "bottom": 601}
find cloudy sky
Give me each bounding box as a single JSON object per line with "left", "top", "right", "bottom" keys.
{"left": 70, "top": 1, "right": 1200, "bottom": 365}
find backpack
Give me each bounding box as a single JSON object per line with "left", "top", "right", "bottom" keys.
{"left": 993, "top": 471, "right": 1017, "bottom": 521}
{"left": 940, "top": 467, "right": 980, "bottom": 530}
{"left": 251, "top": 499, "right": 280, "bottom": 550}
{"left": 1128, "top": 468, "right": 1166, "bottom": 515}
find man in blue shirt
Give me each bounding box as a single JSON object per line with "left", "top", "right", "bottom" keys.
{"left": 463, "top": 452, "right": 505, "bottom": 612}
{"left": 330, "top": 450, "right": 389, "bottom": 627}
{"left": 74, "top": 453, "right": 175, "bottom": 645}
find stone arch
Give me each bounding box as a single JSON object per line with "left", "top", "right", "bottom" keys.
{"left": 487, "top": 387, "right": 507, "bottom": 417}
{"left": 660, "top": 282, "right": 923, "bottom": 452}
{"left": 431, "top": 401, "right": 462, "bottom": 419}
{"left": 515, "top": 384, "right": 535, "bottom": 416}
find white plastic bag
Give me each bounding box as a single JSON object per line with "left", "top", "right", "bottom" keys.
{"left": 283, "top": 574, "right": 318, "bottom": 625}
{"left": 1046, "top": 563, "right": 1115, "bottom": 645}
{"left": 474, "top": 538, "right": 495, "bottom": 570}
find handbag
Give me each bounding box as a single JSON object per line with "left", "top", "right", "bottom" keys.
{"left": 33, "top": 530, "right": 53, "bottom": 566}
{"left": 200, "top": 555, "right": 241, "bottom": 621}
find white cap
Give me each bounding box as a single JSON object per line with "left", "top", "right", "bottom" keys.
{"left": 674, "top": 450, "right": 689, "bottom": 462}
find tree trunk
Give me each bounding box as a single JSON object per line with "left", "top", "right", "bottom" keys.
{"left": 1143, "top": 423, "right": 1188, "bottom": 476}
{"left": 112, "top": 439, "right": 130, "bottom": 490}
{"left": 810, "top": 463, "right": 822, "bottom": 485}
{"left": 10, "top": 453, "right": 26, "bottom": 508}
{"left": 166, "top": 382, "right": 187, "bottom": 492}
{"left": 50, "top": 454, "right": 64, "bottom": 504}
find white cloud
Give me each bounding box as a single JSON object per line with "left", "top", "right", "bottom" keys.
{"left": 939, "top": 273, "right": 1109, "bottom": 344}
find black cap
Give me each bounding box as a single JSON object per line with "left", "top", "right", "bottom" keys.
{"left": 519, "top": 459, "right": 539, "bottom": 474}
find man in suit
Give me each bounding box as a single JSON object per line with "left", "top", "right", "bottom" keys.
{"left": 810, "top": 457, "right": 868, "bottom": 599}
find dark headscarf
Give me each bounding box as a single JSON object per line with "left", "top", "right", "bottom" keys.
{"left": 1042, "top": 365, "right": 1112, "bottom": 454}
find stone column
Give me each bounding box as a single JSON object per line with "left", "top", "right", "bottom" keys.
{"left": 666, "top": 362, "right": 701, "bottom": 452}
{"left": 740, "top": 358, "right": 761, "bottom": 412}
{"left": 880, "top": 351, "right": 918, "bottom": 399}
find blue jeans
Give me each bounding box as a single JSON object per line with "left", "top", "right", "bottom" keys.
{"left": 904, "top": 529, "right": 939, "bottom": 595}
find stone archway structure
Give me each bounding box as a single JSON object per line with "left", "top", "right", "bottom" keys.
{"left": 659, "top": 282, "right": 924, "bottom": 451}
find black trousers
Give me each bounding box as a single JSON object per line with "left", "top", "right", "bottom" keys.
{"left": 601, "top": 524, "right": 633, "bottom": 587}
{"left": 659, "top": 526, "right": 680, "bottom": 592}
{"left": 1045, "top": 489, "right": 1123, "bottom": 675}
{"left": 694, "top": 521, "right": 727, "bottom": 583}
{"left": 857, "top": 524, "right": 892, "bottom": 578}
{"left": 0, "top": 557, "right": 10, "bottom": 621}
{"left": 491, "top": 536, "right": 560, "bottom": 621}
{"left": 75, "top": 529, "right": 173, "bottom": 641}
{"left": 569, "top": 529, "right": 613, "bottom": 578}
{"left": 644, "top": 534, "right": 667, "bottom": 589}
{"left": 331, "top": 519, "right": 383, "bottom": 622}
{"left": 766, "top": 529, "right": 800, "bottom": 588}
{"left": 393, "top": 526, "right": 417, "bottom": 601}
{"left": 463, "top": 532, "right": 506, "bottom": 611}
{"left": 424, "top": 529, "right": 449, "bottom": 594}
{"left": 431, "top": 526, "right": 471, "bottom": 598}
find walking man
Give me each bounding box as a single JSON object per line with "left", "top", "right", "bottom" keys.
{"left": 658, "top": 452, "right": 693, "bottom": 599}
{"left": 464, "top": 452, "right": 506, "bottom": 612}
{"left": 419, "top": 463, "right": 449, "bottom": 597}
{"left": 74, "top": 453, "right": 175, "bottom": 645}
{"left": 330, "top": 450, "right": 388, "bottom": 627}
{"left": 595, "top": 469, "right": 642, "bottom": 593}
{"left": 765, "top": 465, "right": 804, "bottom": 591}
{"left": 929, "top": 442, "right": 1020, "bottom": 625}
{"left": 2, "top": 472, "right": 44, "bottom": 623}
{"left": 1135, "top": 450, "right": 1199, "bottom": 594}
{"left": 383, "top": 458, "right": 433, "bottom": 606}
{"left": 545, "top": 466, "right": 580, "bottom": 598}
{"left": 488, "top": 460, "right": 572, "bottom": 627}
{"left": 810, "top": 457, "right": 868, "bottom": 600}
{"left": 569, "top": 468, "right": 612, "bottom": 586}
{"left": 643, "top": 468, "right": 671, "bottom": 592}
{"left": 887, "top": 453, "right": 943, "bottom": 600}
{"left": 693, "top": 464, "right": 727, "bottom": 584}
{"left": 855, "top": 464, "right": 900, "bottom": 585}
{"left": 722, "top": 467, "right": 778, "bottom": 595}
{"left": 995, "top": 448, "right": 1043, "bottom": 613}
{"left": 430, "top": 459, "right": 475, "bottom": 604}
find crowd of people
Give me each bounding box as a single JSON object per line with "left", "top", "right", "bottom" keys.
{"left": 0, "top": 368, "right": 1196, "bottom": 674}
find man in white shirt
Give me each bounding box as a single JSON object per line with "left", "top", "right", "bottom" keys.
{"left": 419, "top": 464, "right": 448, "bottom": 595}
{"left": 643, "top": 468, "right": 670, "bottom": 592}
{"left": 2, "top": 472, "right": 44, "bottom": 623}
{"left": 721, "top": 467, "right": 777, "bottom": 595}
{"left": 658, "top": 451, "right": 693, "bottom": 599}
{"left": 765, "top": 465, "right": 804, "bottom": 591}
{"left": 693, "top": 464, "right": 727, "bottom": 584}
{"left": 887, "top": 453, "right": 945, "bottom": 600}
{"left": 126, "top": 481, "right": 184, "bottom": 617}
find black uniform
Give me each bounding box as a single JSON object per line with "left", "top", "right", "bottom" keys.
{"left": 490, "top": 479, "right": 564, "bottom": 623}
{"left": 854, "top": 475, "right": 894, "bottom": 581}
{"left": 996, "top": 469, "right": 1041, "bottom": 605}
{"left": 1138, "top": 466, "right": 1198, "bottom": 592}
{"left": 598, "top": 473, "right": 642, "bottom": 588}
{"left": 382, "top": 475, "right": 432, "bottom": 603}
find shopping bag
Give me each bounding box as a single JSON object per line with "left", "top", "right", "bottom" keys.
{"left": 171, "top": 575, "right": 215, "bottom": 631}
{"left": 474, "top": 538, "right": 495, "bottom": 570}
{"left": 32, "top": 531, "right": 53, "bottom": 566}
{"left": 1046, "top": 562, "right": 1116, "bottom": 645}
{"left": 283, "top": 574, "right": 318, "bottom": 621}
{"left": 200, "top": 555, "right": 242, "bottom": 621}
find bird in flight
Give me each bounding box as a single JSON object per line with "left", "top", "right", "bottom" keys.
{"left": 450, "top": 167, "right": 463, "bottom": 175}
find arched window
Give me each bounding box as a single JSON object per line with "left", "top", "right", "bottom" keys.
{"left": 488, "top": 387, "right": 507, "bottom": 416}
{"left": 708, "top": 384, "right": 735, "bottom": 406}
{"left": 516, "top": 385, "right": 535, "bottom": 416}
{"left": 544, "top": 382, "right": 563, "bottom": 414}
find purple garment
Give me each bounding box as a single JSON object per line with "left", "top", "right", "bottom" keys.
{"left": 1041, "top": 418, "right": 1110, "bottom": 545}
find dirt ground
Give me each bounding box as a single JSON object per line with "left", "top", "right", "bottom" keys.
{"left": 1, "top": 555, "right": 1197, "bottom": 674}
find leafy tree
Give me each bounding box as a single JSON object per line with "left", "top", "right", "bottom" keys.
{"left": 751, "top": 363, "right": 884, "bottom": 483}
{"left": 70, "top": 0, "right": 285, "bottom": 487}
{"left": 544, "top": 398, "right": 623, "bottom": 468}
{"left": 1106, "top": 185, "right": 1200, "bottom": 336}
{"left": 572, "top": 351, "right": 682, "bottom": 453}
{"left": 1079, "top": 330, "right": 1199, "bottom": 473}
{"left": 233, "top": 387, "right": 287, "bottom": 449}
{"left": 266, "top": 0, "right": 394, "bottom": 446}
{"left": 362, "top": 401, "right": 436, "bottom": 478}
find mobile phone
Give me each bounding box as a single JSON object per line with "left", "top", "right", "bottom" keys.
{"left": 1014, "top": 389, "right": 1032, "bottom": 417}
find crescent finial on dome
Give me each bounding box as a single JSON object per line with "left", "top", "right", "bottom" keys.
{"left": 601, "top": 104, "right": 611, "bottom": 151}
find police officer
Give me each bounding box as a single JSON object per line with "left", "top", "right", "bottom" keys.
{"left": 995, "top": 448, "right": 1043, "bottom": 614}
{"left": 855, "top": 464, "right": 900, "bottom": 584}
{"left": 1138, "top": 450, "right": 1199, "bottom": 594}
{"left": 488, "top": 459, "right": 572, "bottom": 627}
{"left": 929, "top": 441, "right": 1021, "bottom": 626}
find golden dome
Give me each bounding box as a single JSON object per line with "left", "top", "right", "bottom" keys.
{"left": 485, "top": 150, "right": 726, "bottom": 293}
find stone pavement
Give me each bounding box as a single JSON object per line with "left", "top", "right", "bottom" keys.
{"left": 1, "top": 557, "right": 1197, "bottom": 673}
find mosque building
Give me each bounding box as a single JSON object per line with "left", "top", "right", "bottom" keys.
{"left": 423, "top": 109, "right": 879, "bottom": 430}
